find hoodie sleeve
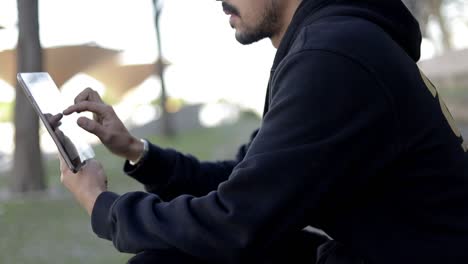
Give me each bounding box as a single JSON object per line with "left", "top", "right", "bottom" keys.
{"left": 91, "top": 50, "right": 398, "bottom": 263}
{"left": 123, "top": 130, "right": 258, "bottom": 200}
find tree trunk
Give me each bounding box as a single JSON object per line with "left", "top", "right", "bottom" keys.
{"left": 11, "top": 0, "right": 45, "bottom": 193}
{"left": 432, "top": 0, "right": 453, "bottom": 52}
{"left": 403, "top": 0, "right": 455, "bottom": 53}
{"left": 153, "top": 0, "right": 175, "bottom": 137}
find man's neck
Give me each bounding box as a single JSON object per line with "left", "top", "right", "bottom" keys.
{"left": 271, "top": 0, "right": 303, "bottom": 48}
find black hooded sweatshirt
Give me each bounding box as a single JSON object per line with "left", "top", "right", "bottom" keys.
{"left": 91, "top": 0, "right": 468, "bottom": 263}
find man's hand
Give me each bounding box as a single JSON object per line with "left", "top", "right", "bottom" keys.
{"left": 62, "top": 88, "right": 144, "bottom": 161}
{"left": 60, "top": 157, "right": 108, "bottom": 215}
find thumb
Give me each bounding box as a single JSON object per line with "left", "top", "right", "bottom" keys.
{"left": 58, "top": 154, "right": 69, "bottom": 182}
{"left": 58, "top": 154, "right": 66, "bottom": 170}
{"left": 77, "top": 116, "right": 107, "bottom": 140}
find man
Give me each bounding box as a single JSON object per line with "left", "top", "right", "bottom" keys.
{"left": 60, "top": 0, "right": 468, "bottom": 263}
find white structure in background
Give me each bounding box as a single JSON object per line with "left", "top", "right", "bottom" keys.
{"left": 114, "top": 76, "right": 162, "bottom": 127}
{"left": 199, "top": 102, "right": 241, "bottom": 127}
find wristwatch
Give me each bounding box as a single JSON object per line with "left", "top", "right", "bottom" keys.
{"left": 129, "top": 138, "right": 149, "bottom": 166}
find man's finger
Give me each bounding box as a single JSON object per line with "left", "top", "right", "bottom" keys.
{"left": 75, "top": 87, "right": 104, "bottom": 104}
{"left": 74, "top": 87, "right": 103, "bottom": 105}
{"left": 63, "top": 101, "right": 109, "bottom": 116}
{"left": 73, "top": 88, "right": 92, "bottom": 104}
{"left": 89, "top": 89, "right": 104, "bottom": 103}
{"left": 77, "top": 116, "right": 108, "bottom": 140}
{"left": 48, "top": 113, "right": 63, "bottom": 127}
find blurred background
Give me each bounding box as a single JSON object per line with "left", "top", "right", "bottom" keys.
{"left": 0, "top": 0, "right": 467, "bottom": 263}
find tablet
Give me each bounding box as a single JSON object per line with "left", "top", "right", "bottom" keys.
{"left": 17, "top": 72, "right": 95, "bottom": 173}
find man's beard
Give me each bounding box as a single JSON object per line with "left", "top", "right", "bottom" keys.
{"left": 235, "top": 2, "right": 280, "bottom": 45}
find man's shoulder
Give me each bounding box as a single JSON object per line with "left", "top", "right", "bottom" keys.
{"left": 288, "top": 16, "right": 392, "bottom": 59}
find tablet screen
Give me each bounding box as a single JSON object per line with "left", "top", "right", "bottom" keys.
{"left": 17, "top": 72, "right": 95, "bottom": 172}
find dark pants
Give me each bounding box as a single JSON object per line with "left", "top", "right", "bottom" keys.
{"left": 126, "top": 229, "right": 363, "bottom": 264}
{"left": 127, "top": 249, "right": 204, "bottom": 264}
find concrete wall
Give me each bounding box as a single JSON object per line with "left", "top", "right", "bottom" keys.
{"left": 129, "top": 104, "right": 203, "bottom": 138}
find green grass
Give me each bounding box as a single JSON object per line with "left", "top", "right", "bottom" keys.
{"left": 0, "top": 102, "right": 13, "bottom": 122}
{"left": 434, "top": 86, "right": 468, "bottom": 125}
{"left": 438, "top": 86, "right": 468, "bottom": 104}
{"left": 0, "top": 116, "right": 260, "bottom": 264}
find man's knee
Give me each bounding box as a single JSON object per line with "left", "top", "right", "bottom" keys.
{"left": 127, "top": 249, "right": 204, "bottom": 264}
{"left": 317, "top": 241, "right": 365, "bottom": 264}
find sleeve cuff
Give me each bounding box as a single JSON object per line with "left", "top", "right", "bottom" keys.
{"left": 91, "top": 191, "right": 120, "bottom": 240}
{"left": 124, "top": 143, "right": 176, "bottom": 186}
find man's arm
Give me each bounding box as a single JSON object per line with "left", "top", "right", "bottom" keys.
{"left": 63, "top": 88, "right": 257, "bottom": 200}
{"left": 124, "top": 129, "right": 258, "bottom": 200}
{"left": 63, "top": 50, "right": 398, "bottom": 263}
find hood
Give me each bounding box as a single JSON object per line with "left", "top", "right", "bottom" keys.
{"left": 331, "top": 0, "right": 422, "bottom": 61}
{"left": 274, "top": 0, "right": 422, "bottom": 67}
